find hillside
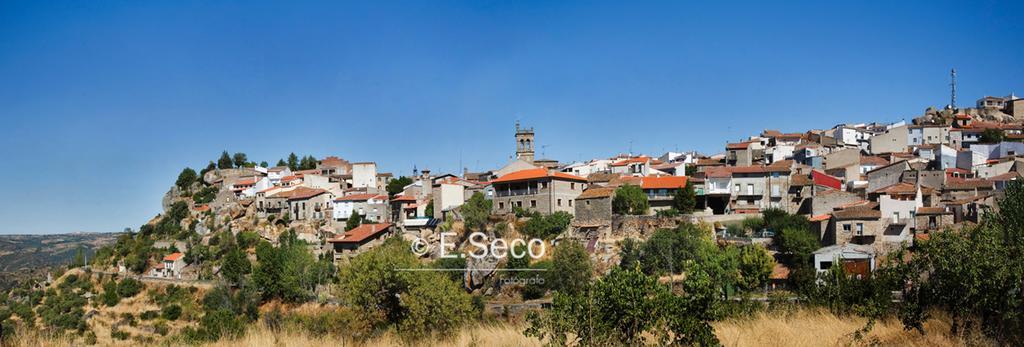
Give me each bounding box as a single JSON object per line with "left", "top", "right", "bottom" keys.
{"left": 0, "top": 233, "right": 120, "bottom": 290}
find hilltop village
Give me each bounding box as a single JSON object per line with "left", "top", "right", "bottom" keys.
{"left": 144, "top": 93, "right": 1024, "bottom": 280}
{"left": 4, "top": 93, "right": 1024, "bottom": 345}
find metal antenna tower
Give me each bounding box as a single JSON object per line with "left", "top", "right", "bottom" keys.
{"left": 950, "top": 68, "right": 957, "bottom": 110}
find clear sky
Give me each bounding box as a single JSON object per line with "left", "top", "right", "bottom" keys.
{"left": 0, "top": 1, "right": 1022, "bottom": 234}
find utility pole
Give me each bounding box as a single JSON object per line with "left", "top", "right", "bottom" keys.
{"left": 950, "top": 68, "right": 957, "bottom": 110}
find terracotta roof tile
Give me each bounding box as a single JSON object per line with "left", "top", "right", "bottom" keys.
{"left": 641, "top": 176, "right": 688, "bottom": 190}
{"left": 327, "top": 223, "right": 392, "bottom": 244}
{"left": 491, "top": 168, "right": 587, "bottom": 184}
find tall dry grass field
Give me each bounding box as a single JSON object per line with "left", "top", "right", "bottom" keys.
{"left": 6, "top": 309, "right": 975, "bottom": 346}
{"left": 713, "top": 309, "right": 969, "bottom": 347}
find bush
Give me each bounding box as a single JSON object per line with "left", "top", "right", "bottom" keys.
{"left": 548, "top": 241, "right": 591, "bottom": 295}
{"left": 117, "top": 278, "right": 143, "bottom": 298}
{"left": 140, "top": 310, "right": 159, "bottom": 320}
{"left": 111, "top": 329, "right": 130, "bottom": 340}
{"left": 161, "top": 304, "right": 182, "bottom": 321}
{"left": 154, "top": 321, "right": 170, "bottom": 336}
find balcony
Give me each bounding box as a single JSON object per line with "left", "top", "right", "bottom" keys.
{"left": 496, "top": 188, "right": 542, "bottom": 197}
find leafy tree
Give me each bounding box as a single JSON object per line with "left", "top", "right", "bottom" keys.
{"left": 506, "top": 243, "right": 530, "bottom": 275}
{"left": 232, "top": 152, "right": 248, "bottom": 168}
{"left": 217, "top": 151, "right": 234, "bottom": 169}
{"left": 612, "top": 185, "right": 648, "bottom": 215}
{"left": 252, "top": 233, "right": 333, "bottom": 303}
{"left": 521, "top": 211, "right": 573, "bottom": 240}
{"left": 549, "top": 241, "right": 591, "bottom": 295}
{"left": 200, "top": 161, "right": 217, "bottom": 177}
{"left": 431, "top": 256, "right": 467, "bottom": 283}
{"left": 737, "top": 244, "right": 774, "bottom": 291}
{"left": 459, "top": 192, "right": 492, "bottom": 233}
{"left": 672, "top": 182, "right": 697, "bottom": 213}
{"left": 299, "top": 155, "right": 318, "bottom": 170}
{"left": 980, "top": 128, "right": 1005, "bottom": 144}
{"left": 684, "top": 164, "right": 697, "bottom": 176}
{"left": 424, "top": 200, "right": 434, "bottom": 217}
{"left": 345, "top": 210, "right": 362, "bottom": 231}
{"left": 176, "top": 167, "right": 198, "bottom": 191}
{"left": 259, "top": 161, "right": 268, "bottom": 168}
{"left": 221, "top": 247, "right": 251, "bottom": 286}
{"left": 340, "top": 238, "right": 474, "bottom": 339}
{"left": 386, "top": 176, "right": 414, "bottom": 197}
{"left": 287, "top": 153, "right": 299, "bottom": 170}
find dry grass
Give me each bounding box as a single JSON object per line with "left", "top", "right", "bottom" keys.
{"left": 204, "top": 323, "right": 541, "bottom": 347}
{"left": 713, "top": 309, "right": 968, "bottom": 347}
{"left": 7, "top": 309, "right": 972, "bottom": 347}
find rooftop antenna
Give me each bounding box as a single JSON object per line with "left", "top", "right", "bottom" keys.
{"left": 950, "top": 68, "right": 957, "bottom": 110}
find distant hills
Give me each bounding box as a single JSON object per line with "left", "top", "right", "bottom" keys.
{"left": 0, "top": 232, "right": 121, "bottom": 290}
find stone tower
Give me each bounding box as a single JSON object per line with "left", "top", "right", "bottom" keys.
{"left": 515, "top": 121, "right": 535, "bottom": 163}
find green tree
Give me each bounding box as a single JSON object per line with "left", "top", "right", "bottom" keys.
{"left": 424, "top": 200, "right": 434, "bottom": 217}
{"left": 221, "top": 247, "right": 251, "bottom": 286}
{"left": 548, "top": 241, "right": 591, "bottom": 295}
{"left": 176, "top": 167, "right": 198, "bottom": 191}
{"left": 259, "top": 161, "right": 268, "bottom": 168}
{"left": 200, "top": 161, "right": 217, "bottom": 177}
{"left": 232, "top": 152, "right": 248, "bottom": 168}
{"left": 522, "top": 211, "right": 573, "bottom": 240}
{"left": 612, "top": 185, "right": 648, "bottom": 215}
{"left": 217, "top": 151, "right": 233, "bottom": 169}
{"left": 980, "top": 128, "right": 1005, "bottom": 144}
{"left": 345, "top": 210, "right": 362, "bottom": 231}
{"left": 287, "top": 153, "right": 299, "bottom": 170}
{"left": 672, "top": 182, "right": 697, "bottom": 213}
{"left": 340, "top": 238, "right": 474, "bottom": 339}
{"left": 276, "top": 159, "right": 287, "bottom": 167}
{"left": 737, "top": 244, "right": 774, "bottom": 291}
{"left": 459, "top": 192, "right": 492, "bottom": 233}
{"left": 386, "top": 176, "right": 414, "bottom": 197}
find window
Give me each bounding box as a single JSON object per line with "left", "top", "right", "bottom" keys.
{"left": 569, "top": 200, "right": 573, "bottom": 207}
{"left": 557, "top": 199, "right": 562, "bottom": 207}
{"left": 571, "top": 183, "right": 575, "bottom": 189}
{"left": 843, "top": 224, "right": 852, "bottom": 232}
{"left": 819, "top": 261, "right": 833, "bottom": 270}
{"left": 856, "top": 223, "right": 864, "bottom": 234}
{"left": 734, "top": 184, "right": 740, "bottom": 193}
{"left": 530, "top": 200, "right": 537, "bottom": 208}
{"left": 747, "top": 184, "right": 754, "bottom": 195}
{"left": 499, "top": 202, "right": 504, "bottom": 209}
{"left": 541, "top": 182, "right": 548, "bottom": 189}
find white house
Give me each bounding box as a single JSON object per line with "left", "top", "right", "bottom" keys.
{"left": 151, "top": 252, "right": 186, "bottom": 279}
{"left": 813, "top": 244, "right": 875, "bottom": 277}
{"left": 352, "top": 162, "right": 378, "bottom": 189}
{"left": 267, "top": 166, "right": 292, "bottom": 185}
{"left": 333, "top": 193, "right": 388, "bottom": 222}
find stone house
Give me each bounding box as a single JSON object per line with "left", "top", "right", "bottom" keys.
{"left": 491, "top": 168, "right": 587, "bottom": 216}
{"left": 825, "top": 205, "right": 883, "bottom": 247}
{"left": 286, "top": 187, "right": 333, "bottom": 221}
{"left": 151, "top": 252, "right": 186, "bottom": 279}
{"left": 327, "top": 223, "right": 394, "bottom": 259}
{"left": 869, "top": 125, "right": 908, "bottom": 154}
{"left": 914, "top": 206, "right": 954, "bottom": 232}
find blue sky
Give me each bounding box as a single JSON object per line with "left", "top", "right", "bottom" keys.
{"left": 0, "top": 1, "right": 1021, "bottom": 233}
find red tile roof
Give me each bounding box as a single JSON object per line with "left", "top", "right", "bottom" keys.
{"left": 194, "top": 204, "right": 210, "bottom": 212}
{"left": 163, "top": 252, "right": 184, "bottom": 261}
{"left": 726, "top": 141, "right": 753, "bottom": 150}
{"left": 390, "top": 195, "right": 417, "bottom": 202}
{"left": 491, "top": 168, "right": 587, "bottom": 184}
{"left": 609, "top": 156, "right": 652, "bottom": 167}
{"left": 328, "top": 223, "right": 393, "bottom": 244}
{"left": 286, "top": 187, "right": 329, "bottom": 201}
{"left": 641, "top": 176, "right": 688, "bottom": 190}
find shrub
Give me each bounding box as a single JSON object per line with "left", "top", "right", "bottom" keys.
{"left": 140, "top": 310, "right": 159, "bottom": 320}
{"left": 161, "top": 304, "right": 182, "bottom": 321}
{"left": 548, "top": 241, "right": 591, "bottom": 295}
{"left": 111, "top": 329, "right": 130, "bottom": 340}
{"left": 521, "top": 211, "right": 573, "bottom": 240}
{"left": 117, "top": 278, "right": 143, "bottom": 298}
